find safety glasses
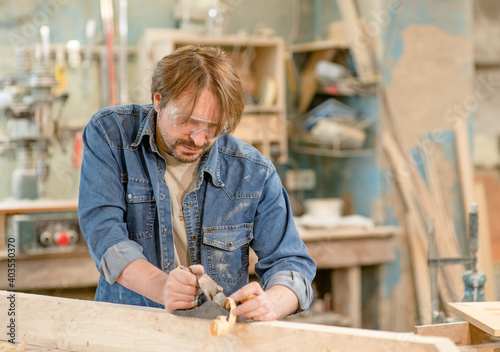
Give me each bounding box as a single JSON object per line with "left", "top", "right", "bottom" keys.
{"left": 166, "top": 100, "right": 226, "bottom": 138}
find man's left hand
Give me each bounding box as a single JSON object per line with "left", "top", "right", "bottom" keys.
{"left": 229, "top": 282, "right": 299, "bottom": 321}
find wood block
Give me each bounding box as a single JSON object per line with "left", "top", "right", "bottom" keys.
{"left": 415, "top": 322, "right": 471, "bottom": 346}
{"left": 448, "top": 302, "right": 500, "bottom": 336}
{"left": 415, "top": 321, "right": 499, "bottom": 346}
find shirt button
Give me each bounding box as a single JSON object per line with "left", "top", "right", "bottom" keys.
{"left": 163, "top": 228, "right": 168, "bottom": 232}
{"left": 165, "top": 262, "right": 171, "bottom": 268}
{"left": 127, "top": 194, "right": 132, "bottom": 200}
{"left": 227, "top": 242, "right": 233, "bottom": 248}
{"left": 187, "top": 201, "right": 193, "bottom": 206}
{"left": 161, "top": 194, "right": 166, "bottom": 199}
{"left": 158, "top": 168, "right": 162, "bottom": 173}
{"left": 192, "top": 235, "right": 197, "bottom": 240}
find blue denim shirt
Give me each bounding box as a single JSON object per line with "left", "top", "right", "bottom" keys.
{"left": 78, "top": 104, "right": 316, "bottom": 310}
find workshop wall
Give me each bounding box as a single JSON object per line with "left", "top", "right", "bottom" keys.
{"left": 379, "top": 0, "right": 475, "bottom": 330}
{"left": 0, "top": 0, "right": 340, "bottom": 200}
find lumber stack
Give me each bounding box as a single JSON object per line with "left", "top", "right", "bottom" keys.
{"left": 381, "top": 98, "right": 482, "bottom": 324}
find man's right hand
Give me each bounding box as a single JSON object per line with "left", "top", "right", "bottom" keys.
{"left": 162, "top": 264, "right": 205, "bottom": 313}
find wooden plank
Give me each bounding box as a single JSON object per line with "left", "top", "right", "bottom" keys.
{"left": 0, "top": 291, "right": 461, "bottom": 351}
{"left": 378, "top": 213, "right": 417, "bottom": 332}
{"left": 337, "top": 0, "right": 378, "bottom": 83}
{"left": 410, "top": 151, "right": 464, "bottom": 305}
{"left": 448, "top": 302, "right": 500, "bottom": 337}
{"left": 383, "top": 130, "right": 464, "bottom": 306}
{"left": 382, "top": 130, "right": 435, "bottom": 324}
{"left": 406, "top": 213, "right": 432, "bottom": 325}
{"left": 297, "top": 48, "right": 337, "bottom": 113}
{"left": 418, "top": 144, "right": 465, "bottom": 305}
{"left": 455, "top": 120, "right": 474, "bottom": 230}
{"left": 474, "top": 171, "right": 500, "bottom": 262}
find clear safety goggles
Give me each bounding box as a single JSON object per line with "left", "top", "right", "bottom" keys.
{"left": 166, "top": 100, "right": 226, "bottom": 138}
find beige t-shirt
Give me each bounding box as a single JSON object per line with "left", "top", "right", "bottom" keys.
{"left": 158, "top": 148, "right": 200, "bottom": 267}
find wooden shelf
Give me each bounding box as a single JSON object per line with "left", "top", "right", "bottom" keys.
{"left": 243, "top": 105, "right": 281, "bottom": 114}
{"left": 0, "top": 199, "right": 78, "bottom": 213}
{"left": 138, "top": 29, "right": 288, "bottom": 162}
{"left": 291, "top": 39, "right": 349, "bottom": 53}
{"left": 291, "top": 133, "right": 376, "bottom": 158}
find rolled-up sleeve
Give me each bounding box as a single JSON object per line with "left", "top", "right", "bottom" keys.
{"left": 99, "top": 241, "right": 146, "bottom": 283}
{"left": 263, "top": 270, "right": 313, "bottom": 310}
{"left": 78, "top": 116, "right": 146, "bottom": 284}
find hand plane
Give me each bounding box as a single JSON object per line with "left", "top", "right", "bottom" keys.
{"left": 173, "top": 266, "right": 238, "bottom": 337}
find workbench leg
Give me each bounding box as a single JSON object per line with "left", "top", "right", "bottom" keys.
{"left": 332, "top": 266, "right": 361, "bottom": 328}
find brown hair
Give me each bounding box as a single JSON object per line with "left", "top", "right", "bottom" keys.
{"left": 151, "top": 45, "right": 245, "bottom": 135}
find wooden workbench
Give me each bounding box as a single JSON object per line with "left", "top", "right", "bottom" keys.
{"left": 251, "top": 225, "right": 398, "bottom": 328}
{"left": 0, "top": 199, "right": 398, "bottom": 328}
{"left": 0, "top": 200, "right": 100, "bottom": 292}
{"left": 0, "top": 199, "right": 79, "bottom": 251}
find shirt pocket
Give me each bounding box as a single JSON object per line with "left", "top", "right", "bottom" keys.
{"left": 203, "top": 223, "right": 253, "bottom": 284}
{"left": 125, "top": 178, "right": 155, "bottom": 240}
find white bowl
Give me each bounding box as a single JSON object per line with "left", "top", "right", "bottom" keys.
{"left": 303, "top": 198, "right": 344, "bottom": 218}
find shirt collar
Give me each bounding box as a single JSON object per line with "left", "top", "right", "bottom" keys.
{"left": 198, "top": 138, "right": 224, "bottom": 188}
{"left": 131, "top": 105, "right": 157, "bottom": 150}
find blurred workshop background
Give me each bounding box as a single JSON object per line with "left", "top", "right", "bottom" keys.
{"left": 0, "top": 0, "right": 499, "bottom": 334}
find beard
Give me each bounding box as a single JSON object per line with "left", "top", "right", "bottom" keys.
{"left": 162, "top": 136, "right": 212, "bottom": 163}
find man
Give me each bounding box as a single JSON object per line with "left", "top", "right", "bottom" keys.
{"left": 78, "top": 45, "right": 316, "bottom": 321}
